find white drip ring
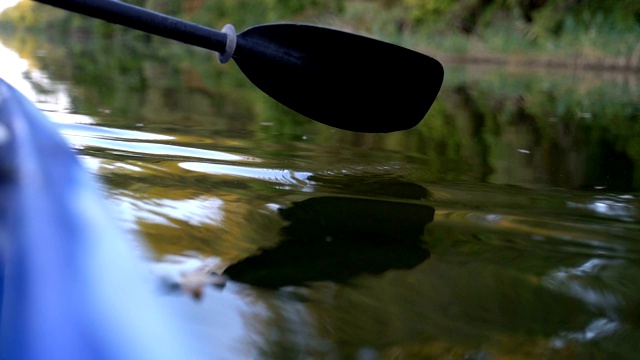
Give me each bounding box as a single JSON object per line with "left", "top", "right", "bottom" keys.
{"left": 218, "top": 24, "right": 237, "bottom": 64}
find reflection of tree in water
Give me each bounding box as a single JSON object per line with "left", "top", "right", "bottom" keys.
{"left": 308, "top": 173, "right": 430, "bottom": 200}
{"left": 446, "top": 73, "right": 640, "bottom": 191}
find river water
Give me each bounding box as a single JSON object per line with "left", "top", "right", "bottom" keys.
{"left": 1, "top": 32, "right": 639, "bottom": 359}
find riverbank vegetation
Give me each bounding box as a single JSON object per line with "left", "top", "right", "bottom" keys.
{"left": 1, "top": 0, "right": 639, "bottom": 70}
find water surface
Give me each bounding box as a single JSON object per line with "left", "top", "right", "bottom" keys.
{"left": 1, "top": 33, "right": 639, "bottom": 359}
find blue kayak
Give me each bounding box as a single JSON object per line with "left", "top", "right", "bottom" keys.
{"left": 0, "top": 78, "right": 205, "bottom": 359}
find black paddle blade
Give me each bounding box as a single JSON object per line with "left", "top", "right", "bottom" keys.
{"left": 233, "top": 24, "right": 444, "bottom": 133}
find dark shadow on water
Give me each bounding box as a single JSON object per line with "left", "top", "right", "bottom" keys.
{"left": 224, "top": 196, "right": 434, "bottom": 288}
{"left": 308, "top": 174, "right": 431, "bottom": 200}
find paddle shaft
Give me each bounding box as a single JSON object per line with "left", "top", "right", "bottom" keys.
{"left": 33, "top": 0, "right": 445, "bottom": 133}
{"left": 34, "top": 0, "right": 228, "bottom": 54}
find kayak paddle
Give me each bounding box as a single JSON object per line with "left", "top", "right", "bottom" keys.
{"left": 33, "top": 0, "right": 444, "bottom": 133}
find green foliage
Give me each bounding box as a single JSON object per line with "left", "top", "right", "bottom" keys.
{"left": 0, "top": 0, "right": 344, "bottom": 35}
{"left": 0, "top": 1, "right": 62, "bottom": 27}
{"left": 181, "top": 0, "right": 344, "bottom": 30}
{"left": 402, "top": 0, "right": 458, "bottom": 23}
{"left": 536, "top": 0, "right": 640, "bottom": 33}
{"left": 1, "top": 0, "right": 638, "bottom": 65}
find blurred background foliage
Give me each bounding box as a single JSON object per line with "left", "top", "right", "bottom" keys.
{"left": 1, "top": 0, "right": 638, "bottom": 69}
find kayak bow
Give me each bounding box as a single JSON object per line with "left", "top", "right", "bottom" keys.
{"left": 0, "top": 78, "right": 203, "bottom": 359}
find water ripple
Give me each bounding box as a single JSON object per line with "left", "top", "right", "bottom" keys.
{"left": 57, "top": 123, "right": 255, "bottom": 162}
{"left": 179, "top": 162, "right": 313, "bottom": 188}
{"left": 435, "top": 209, "right": 640, "bottom": 259}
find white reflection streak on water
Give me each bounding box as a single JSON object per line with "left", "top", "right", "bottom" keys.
{"left": 110, "top": 193, "right": 226, "bottom": 230}
{"left": 56, "top": 122, "right": 256, "bottom": 163}
{"left": 179, "top": 162, "right": 314, "bottom": 189}
{"left": 550, "top": 318, "right": 621, "bottom": 348}
{"left": 543, "top": 259, "right": 623, "bottom": 347}
{"left": 64, "top": 135, "right": 252, "bottom": 162}
{"left": 57, "top": 122, "right": 173, "bottom": 140}
{"left": 567, "top": 196, "right": 639, "bottom": 222}
{"left": 47, "top": 111, "right": 97, "bottom": 125}
{"left": 542, "top": 259, "right": 622, "bottom": 311}
{"left": 0, "top": 42, "right": 72, "bottom": 112}
{"left": 79, "top": 155, "right": 144, "bottom": 174}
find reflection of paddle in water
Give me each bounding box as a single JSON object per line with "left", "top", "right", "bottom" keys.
{"left": 224, "top": 196, "right": 435, "bottom": 288}
{"left": 307, "top": 174, "right": 431, "bottom": 200}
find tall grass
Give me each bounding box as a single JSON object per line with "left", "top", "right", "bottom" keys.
{"left": 335, "top": 0, "right": 640, "bottom": 70}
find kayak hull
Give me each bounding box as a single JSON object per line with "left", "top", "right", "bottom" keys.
{"left": 0, "top": 78, "right": 202, "bottom": 360}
